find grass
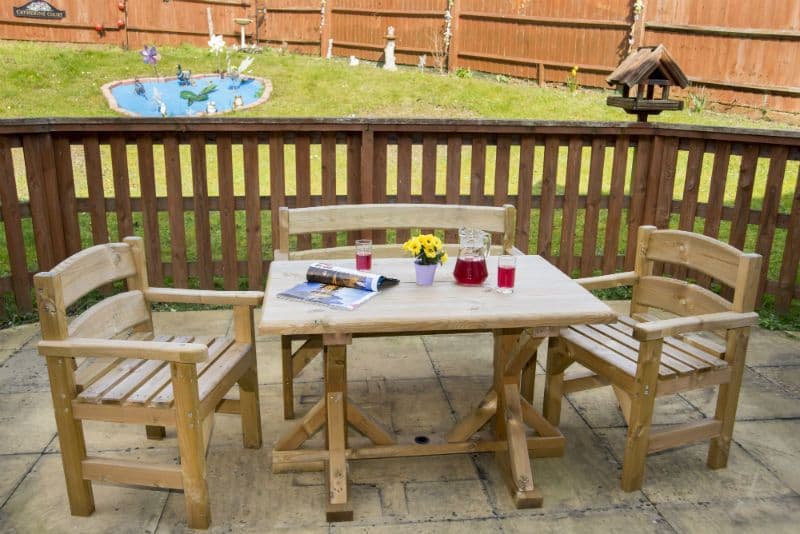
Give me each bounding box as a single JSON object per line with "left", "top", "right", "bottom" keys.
{"left": 0, "top": 40, "right": 798, "bottom": 328}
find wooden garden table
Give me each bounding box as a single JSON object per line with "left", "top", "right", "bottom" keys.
{"left": 259, "top": 256, "right": 615, "bottom": 521}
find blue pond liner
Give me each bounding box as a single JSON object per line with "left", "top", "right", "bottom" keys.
{"left": 107, "top": 75, "right": 267, "bottom": 117}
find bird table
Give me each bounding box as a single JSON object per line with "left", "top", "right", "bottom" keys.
{"left": 259, "top": 256, "right": 616, "bottom": 521}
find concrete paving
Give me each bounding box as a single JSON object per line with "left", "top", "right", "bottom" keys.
{"left": 0, "top": 305, "right": 797, "bottom": 533}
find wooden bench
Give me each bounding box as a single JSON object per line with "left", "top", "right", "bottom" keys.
{"left": 275, "top": 203, "right": 521, "bottom": 419}
{"left": 35, "top": 237, "right": 263, "bottom": 530}
{"left": 544, "top": 225, "right": 761, "bottom": 491}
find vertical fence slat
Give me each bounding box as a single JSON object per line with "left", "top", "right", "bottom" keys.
{"left": 756, "top": 145, "right": 789, "bottom": 302}
{"left": 602, "top": 136, "right": 629, "bottom": 274}
{"left": 216, "top": 135, "right": 237, "bottom": 290}
{"left": 23, "top": 135, "right": 56, "bottom": 271}
{"left": 346, "top": 134, "right": 361, "bottom": 244}
{"left": 421, "top": 134, "right": 437, "bottom": 234}
{"left": 674, "top": 139, "right": 705, "bottom": 280}
{"left": 728, "top": 144, "right": 759, "bottom": 250}
{"left": 396, "top": 135, "right": 412, "bottom": 242}
{"left": 83, "top": 135, "right": 109, "bottom": 249}
{"left": 581, "top": 137, "right": 605, "bottom": 277}
{"left": 776, "top": 165, "right": 800, "bottom": 312}
{"left": 696, "top": 142, "right": 732, "bottom": 285}
{"left": 52, "top": 136, "right": 81, "bottom": 256}
{"left": 445, "top": 135, "right": 462, "bottom": 243}
{"left": 558, "top": 137, "right": 582, "bottom": 275}
{"left": 678, "top": 140, "right": 706, "bottom": 232}
{"left": 704, "top": 142, "right": 732, "bottom": 240}
{"left": 470, "top": 136, "right": 487, "bottom": 206}
{"left": 243, "top": 135, "right": 262, "bottom": 288}
{"left": 110, "top": 135, "right": 134, "bottom": 240}
{"left": 642, "top": 136, "right": 665, "bottom": 226}
{"left": 372, "top": 134, "right": 388, "bottom": 244}
{"left": 538, "top": 136, "right": 559, "bottom": 261}
{"left": 294, "top": 135, "right": 312, "bottom": 250}
{"left": 136, "top": 137, "right": 163, "bottom": 286}
{"left": 39, "top": 134, "right": 67, "bottom": 262}
{"left": 493, "top": 136, "right": 510, "bottom": 207}
{"left": 515, "top": 135, "right": 535, "bottom": 253}
{"left": 190, "top": 136, "right": 213, "bottom": 289}
{"left": 653, "top": 137, "right": 679, "bottom": 277}
{"left": 0, "top": 137, "right": 32, "bottom": 312}
{"left": 625, "top": 137, "right": 652, "bottom": 270}
{"left": 268, "top": 132, "right": 289, "bottom": 272}
{"left": 163, "top": 135, "right": 187, "bottom": 288}
{"left": 321, "top": 132, "right": 337, "bottom": 248}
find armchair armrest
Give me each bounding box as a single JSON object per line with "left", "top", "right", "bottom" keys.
{"left": 38, "top": 338, "right": 209, "bottom": 364}
{"left": 632, "top": 311, "right": 759, "bottom": 342}
{"left": 575, "top": 271, "right": 637, "bottom": 291}
{"left": 508, "top": 246, "right": 526, "bottom": 257}
{"left": 273, "top": 249, "right": 289, "bottom": 261}
{"left": 144, "top": 288, "right": 264, "bottom": 307}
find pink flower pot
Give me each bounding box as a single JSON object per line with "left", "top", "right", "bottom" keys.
{"left": 414, "top": 262, "right": 437, "bottom": 286}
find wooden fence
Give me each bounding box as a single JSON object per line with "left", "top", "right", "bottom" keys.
{"left": 3, "top": 1, "right": 798, "bottom": 114}
{"left": 0, "top": 118, "right": 798, "bottom": 317}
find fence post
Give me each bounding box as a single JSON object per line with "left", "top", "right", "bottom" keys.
{"left": 446, "top": 0, "right": 461, "bottom": 72}
{"left": 359, "top": 126, "right": 374, "bottom": 240}
{"left": 630, "top": 0, "right": 648, "bottom": 52}
{"left": 320, "top": 0, "right": 333, "bottom": 57}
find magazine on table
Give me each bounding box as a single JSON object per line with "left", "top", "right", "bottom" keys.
{"left": 277, "top": 262, "right": 399, "bottom": 310}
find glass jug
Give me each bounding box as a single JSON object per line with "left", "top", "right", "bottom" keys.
{"left": 453, "top": 227, "right": 490, "bottom": 285}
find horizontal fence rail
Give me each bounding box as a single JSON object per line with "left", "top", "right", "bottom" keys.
{"left": 0, "top": 118, "right": 798, "bottom": 317}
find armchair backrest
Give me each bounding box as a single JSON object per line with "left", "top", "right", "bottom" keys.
{"left": 34, "top": 237, "right": 153, "bottom": 342}
{"left": 275, "top": 203, "right": 517, "bottom": 260}
{"left": 631, "top": 226, "right": 762, "bottom": 317}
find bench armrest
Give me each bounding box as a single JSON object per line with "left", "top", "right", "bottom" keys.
{"left": 38, "top": 338, "right": 209, "bottom": 364}
{"left": 632, "top": 311, "right": 759, "bottom": 342}
{"left": 575, "top": 271, "right": 638, "bottom": 291}
{"left": 144, "top": 288, "right": 264, "bottom": 307}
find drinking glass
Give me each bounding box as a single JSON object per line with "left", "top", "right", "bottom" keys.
{"left": 496, "top": 255, "right": 516, "bottom": 294}
{"left": 355, "top": 239, "right": 373, "bottom": 271}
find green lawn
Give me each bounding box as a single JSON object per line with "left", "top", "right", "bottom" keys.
{"left": 0, "top": 40, "right": 798, "bottom": 328}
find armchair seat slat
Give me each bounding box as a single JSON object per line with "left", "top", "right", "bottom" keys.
{"left": 564, "top": 320, "right": 727, "bottom": 381}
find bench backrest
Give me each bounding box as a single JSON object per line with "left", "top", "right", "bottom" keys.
{"left": 34, "top": 237, "right": 153, "bottom": 342}
{"left": 275, "top": 204, "right": 518, "bottom": 260}
{"left": 631, "top": 226, "right": 762, "bottom": 316}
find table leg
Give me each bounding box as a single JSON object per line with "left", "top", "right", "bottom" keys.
{"left": 324, "top": 344, "right": 353, "bottom": 521}
{"left": 493, "top": 329, "right": 543, "bottom": 508}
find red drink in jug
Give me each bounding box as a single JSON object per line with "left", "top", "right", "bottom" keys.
{"left": 453, "top": 257, "right": 488, "bottom": 285}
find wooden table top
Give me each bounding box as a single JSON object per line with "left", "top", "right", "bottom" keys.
{"left": 258, "top": 256, "right": 616, "bottom": 336}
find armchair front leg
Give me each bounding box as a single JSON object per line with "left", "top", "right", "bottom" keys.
{"left": 620, "top": 338, "right": 663, "bottom": 492}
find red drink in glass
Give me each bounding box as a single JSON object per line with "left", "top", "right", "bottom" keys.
{"left": 497, "top": 265, "right": 515, "bottom": 288}
{"left": 453, "top": 257, "right": 488, "bottom": 285}
{"left": 496, "top": 255, "right": 516, "bottom": 293}
{"left": 356, "top": 252, "right": 372, "bottom": 271}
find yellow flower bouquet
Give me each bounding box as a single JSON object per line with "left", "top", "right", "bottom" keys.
{"left": 402, "top": 234, "right": 448, "bottom": 266}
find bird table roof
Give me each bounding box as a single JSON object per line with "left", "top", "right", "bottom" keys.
{"left": 607, "top": 45, "right": 689, "bottom": 89}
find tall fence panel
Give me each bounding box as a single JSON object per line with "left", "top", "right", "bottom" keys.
{"left": 0, "top": 119, "right": 798, "bottom": 319}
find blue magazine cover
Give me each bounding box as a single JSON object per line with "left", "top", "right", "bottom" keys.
{"left": 277, "top": 263, "right": 398, "bottom": 311}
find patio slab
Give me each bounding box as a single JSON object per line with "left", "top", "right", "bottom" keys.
{"left": 0, "top": 309, "right": 797, "bottom": 533}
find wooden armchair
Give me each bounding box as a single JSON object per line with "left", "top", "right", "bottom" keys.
{"left": 544, "top": 225, "right": 761, "bottom": 491}
{"left": 275, "top": 203, "right": 522, "bottom": 419}
{"left": 35, "top": 237, "right": 263, "bottom": 530}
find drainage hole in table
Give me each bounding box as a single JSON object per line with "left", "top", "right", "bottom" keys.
{"left": 414, "top": 436, "right": 430, "bottom": 445}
